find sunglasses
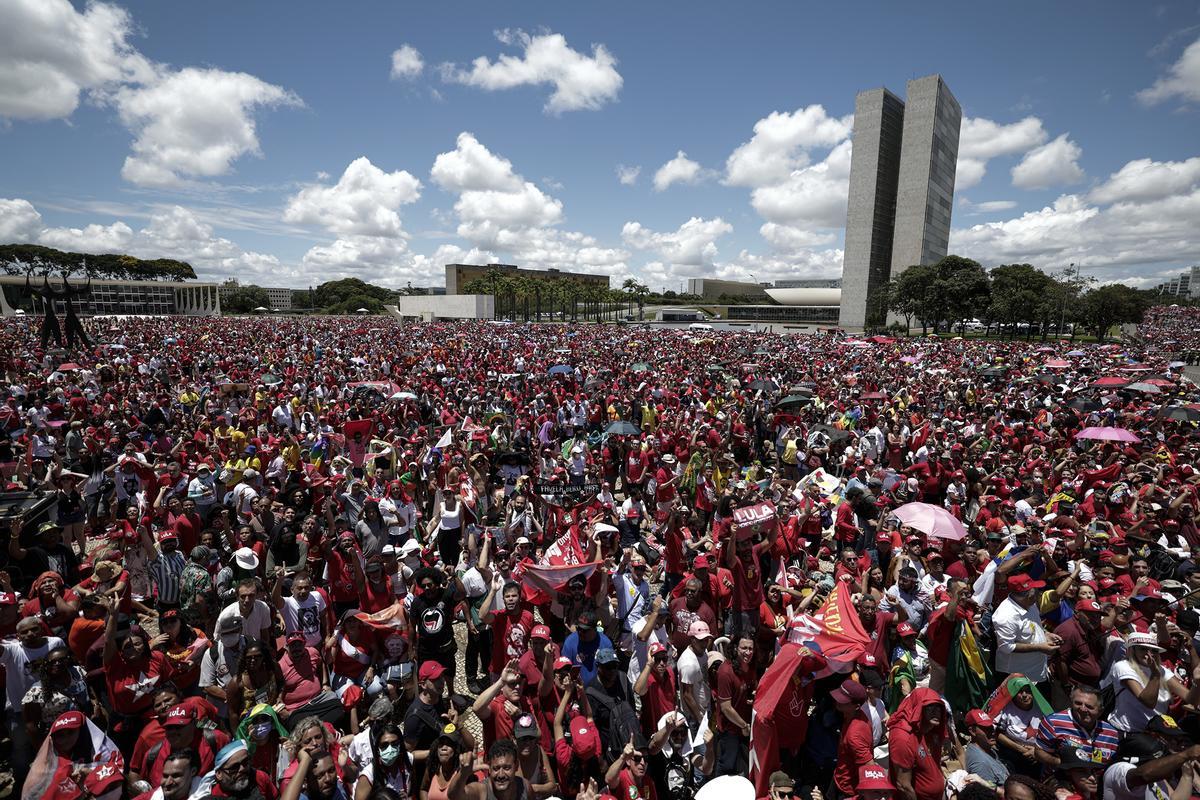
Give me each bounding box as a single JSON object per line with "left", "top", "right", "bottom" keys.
{"left": 218, "top": 758, "right": 250, "bottom": 774}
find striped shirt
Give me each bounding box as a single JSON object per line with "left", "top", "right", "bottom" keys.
{"left": 1034, "top": 710, "right": 1120, "bottom": 763}
{"left": 149, "top": 550, "right": 187, "bottom": 605}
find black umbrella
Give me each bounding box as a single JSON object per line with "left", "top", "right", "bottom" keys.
{"left": 1158, "top": 406, "right": 1200, "bottom": 423}
{"left": 810, "top": 423, "right": 852, "bottom": 445}
{"left": 748, "top": 379, "right": 778, "bottom": 392}
{"left": 980, "top": 367, "right": 1008, "bottom": 378}
{"left": 1067, "top": 397, "right": 1103, "bottom": 412}
{"left": 775, "top": 395, "right": 812, "bottom": 411}
{"left": 605, "top": 420, "right": 642, "bottom": 436}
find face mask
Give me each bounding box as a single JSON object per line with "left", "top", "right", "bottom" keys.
{"left": 251, "top": 722, "right": 273, "bottom": 739}
{"left": 379, "top": 745, "right": 401, "bottom": 765}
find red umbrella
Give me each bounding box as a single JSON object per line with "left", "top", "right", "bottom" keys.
{"left": 1122, "top": 363, "right": 1152, "bottom": 372}
{"left": 1043, "top": 359, "right": 1070, "bottom": 369}
{"left": 1093, "top": 376, "right": 1129, "bottom": 387}
{"left": 56, "top": 363, "right": 82, "bottom": 371}
{"left": 1145, "top": 378, "right": 1175, "bottom": 387}
{"left": 861, "top": 391, "right": 888, "bottom": 400}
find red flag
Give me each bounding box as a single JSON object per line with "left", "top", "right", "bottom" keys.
{"left": 909, "top": 421, "right": 931, "bottom": 452}
{"left": 786, "top": 580, "right": 872, "bottom": 666}
{"left": 521, "top": 527, "right": 599, "bottom": 603}
{"left": 749, "top": 643, "right": 826, "bottom": 796}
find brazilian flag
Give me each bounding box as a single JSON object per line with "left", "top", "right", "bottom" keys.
{"left": 946, "top": 618, "right": 992, "bottom": 712}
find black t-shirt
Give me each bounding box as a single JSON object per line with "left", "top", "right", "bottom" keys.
{"left": 402, "top": 697, "right": 445, "bottom": 749}
{"left": 409, "top": 586, "right": 457, "bottom": 657}
{"left": 18, "top": 544, "right": 79, "bottom": 589}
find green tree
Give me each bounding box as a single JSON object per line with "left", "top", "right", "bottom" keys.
{"left": 223, "top": 285, "right": 271, "bottom": 313}
{"left": 1, "top": 244, "right": 197, "bottom": 280}
{"left": 313, "top": 278, "right": 394, "bottom": 310}
{"left": 987, "top": 264, "right": 1052, "bottom": 338}
{"left": 889, "top": 265, "right": 936, "bottom": 334}
{"left": 622, "top": 278, "right": 649, "bottom": 320}
{"left": 1076, "top": 284, "right": 1153, "bottom": 341}
{"left": 932, "top": 255, "right": 990, "bottom": 333}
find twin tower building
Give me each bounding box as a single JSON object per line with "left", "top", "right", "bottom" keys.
{"left": 838, "top": 75, "right": 961, "bottom": 329}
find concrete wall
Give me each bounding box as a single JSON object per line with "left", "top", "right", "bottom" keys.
{"left": 394, "top": 294, "right": 494, "bottom": 320}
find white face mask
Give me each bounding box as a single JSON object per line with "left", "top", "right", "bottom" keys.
{"left": 379, "top": 744, "right": 401, "bottom": 765}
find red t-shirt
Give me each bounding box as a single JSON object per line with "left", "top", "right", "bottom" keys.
{"left": 889, "top": 728, "right": 945, "bottom": 800}
{"left": 730, "top": 542, "right": 768, "bottom": 612}
{"left": 144, "top": 728, "right": 229, "bottom": 786}
{"left": 640, "top": 667, "right": 676, "bottom": 729}
{"left": 106, "top": 651, "right": 173, "bottom": 716}
{"left": 281, "top": 646, "right": 323, "bottom": 712}
{"left": 490, "top": 607, "right": 535, "bottom": 674}
{"left": 713, "top": 661, "right": 755, "bottom": 733}
{"left": 615, "top": 768, "right": 657, "bottom": 800}
{"left": 833, "top": 713, "right": 875, "bottom": 793}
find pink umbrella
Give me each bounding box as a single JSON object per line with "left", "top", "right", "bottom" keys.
{"left": 1075, "top": 426, "right": 1141, "bottom": 444}
{"left": 891, "top": 502, "right": 967, "bottom": 541}
{"left": 1043, "top": 359, "right": 1070, "bottom": 369}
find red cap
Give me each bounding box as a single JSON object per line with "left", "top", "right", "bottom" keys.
{"left": 1075, "top": 599, "right": 1103, "bottom": 613}
{"left": 857, "top": 764, "right": 895, "bottom": 792}
{"left": 163, "top": 703, "right": 195, "bottom": 727}
{"left": 553, "top": 656, "right": 574, "bottom": 672}
{"left": 418, "top": 661, "right": 446, "bottom": 682}
{"left": 84, "top": 763, "right": 123, "bottom": 795}
{"left": 530, "top": 624, "right": 551, "bottom": 641}
{"left": 965, "top": 709, "right": 994, "bottom": 728}
{"left": 1006, "top": 573, "right": 1046, "bottom": 592}
{"left": 876, "top": 531, "right": 893, "bottom": 543}
{"left": 157, "top": 529, "right": 179, "bottom": 542}
{"left": 569, "top": 716, "right": 602, "bottom": 759}
{"left": 896, "top": 622, "right": 917, "bottom": 637}
{"left": 693, "top": 554, "right": 710, "bottom": 569}
{"left": 286, "top": 631, "right": 307, "bottom": 645}
{"left": 51, "top": 711, "right": 84, "bottom": 732}
{"left": 649, "top": 642, "right": 667, "bottom": 657}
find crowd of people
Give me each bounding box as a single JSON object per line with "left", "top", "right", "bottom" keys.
{"left": 0, "top": 310, "right": 1199, "bottom": 800}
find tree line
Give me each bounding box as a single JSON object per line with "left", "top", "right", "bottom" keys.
{"left": 870, "top": 255, "right": 1157, "bottom": 341}
{"left": 0, "top": 244, "right": 197, "bottom": 281}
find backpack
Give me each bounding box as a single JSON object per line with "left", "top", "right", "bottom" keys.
{"left": 586, "top": 685, "right": 641, "bottom": 762}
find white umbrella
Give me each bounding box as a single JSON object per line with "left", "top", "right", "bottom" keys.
{"left": 390, "top": 391, "right": 418, "bottom": 401}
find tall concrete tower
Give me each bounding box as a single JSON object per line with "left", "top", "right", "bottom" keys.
{"left": 838, "top": 74, "right": 961, "bottom": 329}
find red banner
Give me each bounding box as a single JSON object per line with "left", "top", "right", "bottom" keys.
{"left": 749, "top": 643, "right": 826, "bottom": 796}
{"left": 786, "top": 580, "right": 872, "bottom": 665}
{"left": 732, "top": 501, "right": 777, "bottom": 540}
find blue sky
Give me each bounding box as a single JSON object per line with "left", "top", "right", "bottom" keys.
{"left": 1, "top": 0, "right": 1199, "bottom": 290}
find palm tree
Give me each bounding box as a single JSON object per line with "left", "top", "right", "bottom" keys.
{"left": 622, "top": 278, "right": 650, "bottom": 320}
{"left": 463, "top": 277, "right": 495, "bottom": 318}
{"left": 564, "top": 279, "right": 583, "bottom": 322}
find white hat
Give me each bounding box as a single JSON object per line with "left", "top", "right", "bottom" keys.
{"left": 399, "top": 540, "right": 422, "bottom": 556}
{"left": 662, "top": 453, "right": 677, "bottom": 465}
{"left": 1126, "top": 631, "right": 1165, "bottom": 652}
{"left": 233, "top": 547, "right": 259, "bottom": 570}
{"left": 515, "top": 536, "right": 532, "bottom": 546}
{"left": 381, "top": 544, "right": 397, "bottom": 556}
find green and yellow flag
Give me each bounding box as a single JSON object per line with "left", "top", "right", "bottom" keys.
{"left": 946, "top": 618, "right": 992, "bottom": 712}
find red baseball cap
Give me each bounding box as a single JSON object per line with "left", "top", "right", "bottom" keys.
{"left": 157, "top": 529, "right": 179, "bottom": 542}
{"left": 84, "top": 763, "right": 123, "bottom": 795}
{"left": 964, "top": 709, "right": 994, "bottom": 728}
{"left": 553, "top": 656, "right": 574, "bottom": 672}
{"left": 51, "top": 711, "right": 84, "bottom": 732}
{"left": 649, "top": 642, "right": 667, "bottom": 657}
{"left": 530, "top": 625, "right": 551, "bottom": 641}
{"left": 896, "top": 622, "right": 917, "bottom": 637}
{"left": 1006, "top": 573, "right": 1046, "bottom": 592}
{"left": 570, "top": 716, "right": 602, "bottom": 759}
{"left": 693, "top": 554, "right": 710, "bottom": 569}
{"left": 163, "top": 703, "right": 195, "bottom": 727}
{"left": 1075, "top": 599, "right": 1103, "bottom": 613}
{"left": 857, "top": 764, "right": 895, "bottom": 792}
{"left": 418, "top": 661, "right": 446, "bottom": 682}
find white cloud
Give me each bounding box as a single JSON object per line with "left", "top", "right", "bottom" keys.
{"left": 1088, "top": 156, "right": 1200, "bottom": 205}
{"left": 960, "top": 199, "right": 1019, "bottom": 214}
{"left": 38, "top": 220, "right": 135, "bottom": 253}
{"left": 622, "top": 217, "right": 733, "bottom": 267}
{"left": 390, "top": 45, "right": 424, "bottom": 80}
{"left": 114, "top": 67, "right": 302, "bottom": 187}
{"left": 1011, "top": 134, "right": 1085, "bottom": 190}
{"left": 956, "top": 116, "right": 1048, "bottom": 189}
{"left": 724, "top": 105, "right": 852, "bottom": 187}
{"left": 441, "top": 30, "right": 622, "bottom": 114}
{"left": 750, "top": 139, "right": 853, "bottom": 229}
{"left": 284, "top": 157, "right": 422, "bottom": 237}
{"left": 1138, "top": 36, "right": 1200, "bottom": 105}
{"left": 0, "top": 0, "right": 153, "bottom": 120}
{"left": 0, "top": 198, "right": 44, "bottom": 241}
{"left": 616, "top": 164, "right": 641, "bottom": 186}
{"left": 431, "top": 132, "right": 523, "bottom": 192}
{"left": 652, "top": 151, "right": 712, "bottom": 192}
{"left": 759, "top": 222, "right": 836, "bottom": 249}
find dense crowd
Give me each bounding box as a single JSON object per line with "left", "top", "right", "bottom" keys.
{"left": 0, "top": 311, "right": 1199, "bottom": 800}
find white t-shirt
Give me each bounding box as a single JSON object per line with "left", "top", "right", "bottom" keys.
{"left": 676, "top": 648, "right": 711, "bottom": 722}
{"left": 628, "top": 615, "right": 668, "bottom": 686}
{"left": 0, "top": 637, "right": 66, "bottom": 710}
{"left": 992, "top": 703, "right": 1041, "bottom": 746}
{"left": 282, "top": 593, "right": 327, "bottom": 646}
{"left": 1102, "top": 760, "right": 1172, "bottom": 800}
{"left": 218, "top": 600, "right": 274, "bottom": 641}
{"left": 1106, "top": 660, "right": 1173, "bottom": 733}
